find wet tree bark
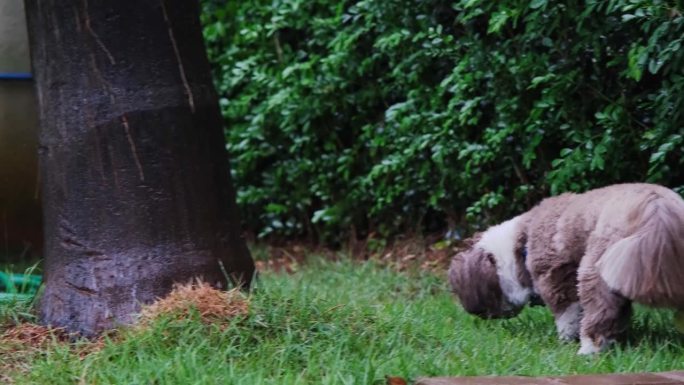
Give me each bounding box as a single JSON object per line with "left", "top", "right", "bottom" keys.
{"left": 24, "top": 0, "right": 255, "bottom": 336}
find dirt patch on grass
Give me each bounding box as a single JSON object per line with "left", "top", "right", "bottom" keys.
{"left": 371, "top": 235, "right": 458, "bottom": 272}
{"left": 253, "top": 243, "right": 319, "bottom": 273}
{"left": 254, "top": 235, "right": 464, "bottom": 274}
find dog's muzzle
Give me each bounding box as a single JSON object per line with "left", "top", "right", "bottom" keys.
{"left": 529, "top": 293, "right": 545, "bottom": 307}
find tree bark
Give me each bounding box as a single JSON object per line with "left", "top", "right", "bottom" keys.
{"left": 24, "top": 0, "right": 255, "bottom": 336}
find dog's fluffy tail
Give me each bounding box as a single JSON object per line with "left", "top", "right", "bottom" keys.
{"left": 598, "top": 190, "right": 684, "bottom": 307}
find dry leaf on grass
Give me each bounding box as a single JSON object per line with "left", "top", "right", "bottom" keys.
{"left": 0, "top": 282, "right": 248, "bottom": 383}
{"left": 1, "top": 322, "right": 69, "bottom": 348}
{"left": 1, "top": 322, "right": 107, "bottom": 358}
{"left": 1, "top": 323, "right": 70, "bottom": 382}
{"left": 138, "top": 280, "right": 249, "bottom": 326}
{"left": 386, "top": 376, "right": 409, "bottom": 385}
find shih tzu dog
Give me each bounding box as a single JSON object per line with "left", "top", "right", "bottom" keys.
{"left": 448, "top": 183, "right": 684, "bottom": 354}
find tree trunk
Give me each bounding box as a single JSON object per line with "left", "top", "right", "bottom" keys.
{"left": 25, "top": 0, "right": 255, "bottom": 336}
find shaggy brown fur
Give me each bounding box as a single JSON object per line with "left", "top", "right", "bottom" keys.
{"left": 448, "top": 233, "right": 518, "bottom": 318}
{"left": 449, "top": 183, "right": 684, "bottom": 354}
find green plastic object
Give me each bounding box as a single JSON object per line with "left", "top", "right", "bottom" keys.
{"left": 0, "top": 271, "right": 42, "bottom": 303}
{"left": 0, "top": 292, "right": 34, "bottom": 303}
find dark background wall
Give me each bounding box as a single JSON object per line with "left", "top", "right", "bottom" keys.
{"left": 0, "top": 0, "right": 42, "bottom": 261}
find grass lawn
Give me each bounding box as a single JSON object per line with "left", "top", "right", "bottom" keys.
{"left": 1, "top": 257, "right": 683, "bottom": 384}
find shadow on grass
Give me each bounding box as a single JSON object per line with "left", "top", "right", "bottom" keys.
{"left": 624, "top": 308, "right": 683, "bottom": 350}
{"left": 487, "top": 303, "right": 683, "bottom": 352}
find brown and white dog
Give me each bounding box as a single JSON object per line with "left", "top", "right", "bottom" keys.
{"left": 448, "top": 183, "right": 684, "bottom": 354}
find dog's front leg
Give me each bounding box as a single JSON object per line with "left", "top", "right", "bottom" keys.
{"left": 532, "top": 263, "right": 582, "bottom": 341}
{"left": 554, "top": 302, "right": 583, "bottom": 341}
{"left": 577, "top": 265, "right": 632, "bottom": 355}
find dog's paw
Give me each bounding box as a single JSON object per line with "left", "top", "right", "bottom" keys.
{"left": 577, "top": 339, "right": 600, "bottom": 355}
{"left": 558, "top": 331, "right": 579, "bottom": 342}
{"left": 556, "top": 303, "right": 582, "bottom": 342}
{"left": 577, "top": 335, "right": 612, "bottom": 355}
{"left": 557, "top": 323, "right": 580, "bottom": 342}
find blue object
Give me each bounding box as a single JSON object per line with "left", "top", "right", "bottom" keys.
{"left": 0, "top": 72, "right": 32, "bottom": 80}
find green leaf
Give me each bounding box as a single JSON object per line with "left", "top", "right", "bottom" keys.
{"left": 530, "top": 0, "right": 548, "bottom": 9}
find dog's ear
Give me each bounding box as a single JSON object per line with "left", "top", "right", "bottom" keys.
{"left": 449, "top": 245, "right": 509, "bottom": 318}
{"left": 514, "top": 228, "right": 527, "bottom": 257}
{"left": 513, "top": 226, "right": 533, "bottom": 288}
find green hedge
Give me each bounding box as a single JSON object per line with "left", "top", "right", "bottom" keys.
{"left": 201, "top": 0, "right": 684, "bottom": 244}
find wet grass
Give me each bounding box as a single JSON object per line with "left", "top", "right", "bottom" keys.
{"left": 1, "top": 258, "right": 683, "bottom": 384}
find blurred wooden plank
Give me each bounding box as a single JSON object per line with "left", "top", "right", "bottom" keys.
{"left": 415, "top": 371, "right": 684, "bottom": 385}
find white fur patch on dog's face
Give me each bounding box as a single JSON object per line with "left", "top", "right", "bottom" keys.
{"left": 477, "top": 216, "right": 532, "bottom": 307}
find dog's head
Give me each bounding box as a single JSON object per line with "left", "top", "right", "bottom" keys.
{"left": 449, "top": 243, "right": 523, "bottom": 318}
{"left": 448, "top": 217, "right": 535, "bottom": 319}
